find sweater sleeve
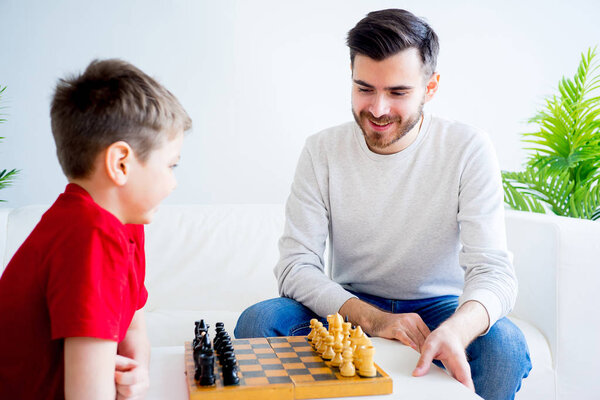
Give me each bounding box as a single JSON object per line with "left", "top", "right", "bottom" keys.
{"left": 274, "top": 142, "right": 356, "bottom": 317}
{"left": 457, "top": 133, "right": 517, "bottom": 333}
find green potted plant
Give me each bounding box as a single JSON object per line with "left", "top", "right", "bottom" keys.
{"left": 502, "top": 47, "right": 600, "bottom": 220}
{"left": 0, "top": 85, "right": 19, "bottom": 202}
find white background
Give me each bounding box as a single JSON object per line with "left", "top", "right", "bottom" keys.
{"left": 0, "top": 0, "right": 599, "bottom": 207}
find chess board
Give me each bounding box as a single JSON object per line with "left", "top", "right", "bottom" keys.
{"left": 185, "top": 336, "right": 393, "bottom": 400}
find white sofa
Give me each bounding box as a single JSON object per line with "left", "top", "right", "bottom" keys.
{"left": 1, "top": 205, "right": 599, "bottom": 399}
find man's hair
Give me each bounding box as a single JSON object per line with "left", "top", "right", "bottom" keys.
{"left": 50, "top": 59, "right": 192, "bottom": 178}
{"left": 346, "top": 9, "right": 439, "bottom": 78}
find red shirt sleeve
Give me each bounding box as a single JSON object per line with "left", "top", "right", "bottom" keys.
{"left": 47, "top": 227, "right": 137, "bottom": 342}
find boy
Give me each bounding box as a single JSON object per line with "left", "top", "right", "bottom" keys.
{"left": 0, "top": 59, "right": 191, "bottom": 399}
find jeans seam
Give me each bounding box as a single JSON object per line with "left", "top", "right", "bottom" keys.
{"left": 290, "top": 323, "right": 311, "bottom": 336}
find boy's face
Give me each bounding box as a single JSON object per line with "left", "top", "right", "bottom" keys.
{"left": 122, "top": 132, "right": 183, "bottom": 224}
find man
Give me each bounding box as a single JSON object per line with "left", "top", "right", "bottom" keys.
{"left": 235, "top": 9, "right": 531, "bottom": 400}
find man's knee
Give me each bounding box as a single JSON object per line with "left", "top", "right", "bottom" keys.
{"left": 468, "top": 318, "right": 532, "bottom": 399}
{"left": 474, "top": 318, "right": 530, "bottom": 364}
{"left": 234, "top": 297, "right": 315, "bottom": 338}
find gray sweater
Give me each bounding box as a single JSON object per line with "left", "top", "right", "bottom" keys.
{"left": 275, "top": 113, "right": 517, "bottom": 329}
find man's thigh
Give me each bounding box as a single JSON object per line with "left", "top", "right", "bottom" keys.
{"left": 234, "top": 297, "right": 327, "bottom": 338}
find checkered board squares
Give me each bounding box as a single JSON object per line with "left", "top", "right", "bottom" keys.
{"left": 185, "top": 338, "right": 294, "bottom": 400}
{"left": 268, "top": 337, "right": 391, "bottom": 399}
{"left": 185, "top": 336, "right": 392, "bottom": 400}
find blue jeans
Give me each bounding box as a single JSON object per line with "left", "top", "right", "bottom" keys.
{"left": 235, "top": 293, "right": 531, "bottom": 400}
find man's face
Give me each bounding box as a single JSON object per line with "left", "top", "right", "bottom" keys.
{"left": 351, "top": 48, "right": 438, "bottom": 154}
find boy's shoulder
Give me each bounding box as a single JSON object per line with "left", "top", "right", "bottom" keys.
{"left": 39, "top": 184, "right": 137, "bottom": 248}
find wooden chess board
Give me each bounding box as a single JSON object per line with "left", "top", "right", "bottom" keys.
{"left": 185, "top": 336, "right": 393, "bottom": 400}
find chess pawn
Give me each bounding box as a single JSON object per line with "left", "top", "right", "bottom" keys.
{"left": 322, "top": 335, "right": 335, "bottom": 360}
{"left": 331, "top": 314, "right": 343, "bottom": 344}
{"left": 312, "top": 322, "right": 324, "bottom": 348}
{"left": 313, "top": 325, "right": 325, "bottom": 350}
{"left": 330, "top": 341, "right": 343, "bottom": 367}
{"left": 317, "top": 328, "right": 329, "bottom": 354}
{"left": 307, "top": 319, "right": 318, "bottom": 341}
{"left": 358, "top": 346, "right": 377, "bottom": 377}
{"left": 340, "top": 348, "right": 356, "bottom": 377}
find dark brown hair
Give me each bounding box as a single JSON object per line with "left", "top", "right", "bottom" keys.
{"left": 346, "top": 9, "right": 439, "bottom": 77}
{"left": 50, "top": 59, "right": 192, "bottom": 178}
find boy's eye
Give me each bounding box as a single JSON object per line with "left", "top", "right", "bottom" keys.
{"left": 170, "top": 163, "right": 179, "bottom": 169}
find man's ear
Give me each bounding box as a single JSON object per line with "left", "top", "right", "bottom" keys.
{"left": 104, "top": 141, "right": 134, "bottom": 186}
{"left": 424, "top": 73, "right": 440, "bottom": 103}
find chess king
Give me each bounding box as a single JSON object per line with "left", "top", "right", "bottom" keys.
{"left": 235, "top": 8, "right": 531, "bottom": 400}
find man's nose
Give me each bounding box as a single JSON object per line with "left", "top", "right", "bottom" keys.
{"left": 368, "top": 95, "right": 390, "bottom": 118}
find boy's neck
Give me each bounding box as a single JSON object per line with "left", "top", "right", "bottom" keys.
{"left": 69, "top": 178, "right": 128, "bottom": 225}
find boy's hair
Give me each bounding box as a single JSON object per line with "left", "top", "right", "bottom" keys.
{"left": 50, "top": 59, "right": 192, "bottom": 178}
{"left": 346, "top": 9, "right": 439, "bottom": 78}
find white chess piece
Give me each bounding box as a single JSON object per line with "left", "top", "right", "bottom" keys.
{"left": 340, "top": 348, "right": 356, "bottom": 377}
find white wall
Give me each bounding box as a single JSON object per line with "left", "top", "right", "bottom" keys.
{"left": 1, "top": 0, "right": 598, "bottom": 207}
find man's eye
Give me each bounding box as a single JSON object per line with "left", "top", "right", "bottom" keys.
{"left": 391, "top": 92, "right": 406, "bottom": 97}
{"left": 170, "top": 164, "right": 179, "bottom": 169}
{"left": 358, "top": 87, "right": 372, "bottom": 93}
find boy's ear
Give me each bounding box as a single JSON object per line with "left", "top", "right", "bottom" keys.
{"left": 105, "top": 141, "right": 134, "bottom": 186}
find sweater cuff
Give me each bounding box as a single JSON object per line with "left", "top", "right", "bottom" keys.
{"left": 459, "top": 288, "right": 503, "bottom": 335}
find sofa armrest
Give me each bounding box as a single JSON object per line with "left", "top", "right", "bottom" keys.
{"left": 506, "top": 210, "right": 600, "bottom": 399}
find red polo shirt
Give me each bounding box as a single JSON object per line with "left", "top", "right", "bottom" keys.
{"left": 0, "top": 184, "right": 148, "bottom": 399}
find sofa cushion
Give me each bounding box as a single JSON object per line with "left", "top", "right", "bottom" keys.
{"left": 144, "top": 205, "right": 284, "bottom": 313}
{"left": 510, "top": 316, "right": 555, "bottom": 399}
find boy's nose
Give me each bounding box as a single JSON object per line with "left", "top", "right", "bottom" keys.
{"left": 369, "top": 95, "right": 390, "bottom": 118}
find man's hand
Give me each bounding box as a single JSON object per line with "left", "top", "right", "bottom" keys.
{"left": 412, "top": 300, "right": 489, "bottom": 391}
{"left": 412, "top": 326, "right": 474, "bottom": 391}
{"left": 339, "top": 298, "right": 431, "bottom": 351}
{"left": 371, "top": 312, "right": 431, "bottom": 351}
{"left": 115, "top": 355, "right": 149, "bottom": 400}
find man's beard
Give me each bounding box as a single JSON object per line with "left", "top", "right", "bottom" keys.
{"left": 353, "top": 102, "right": 424, "bottom": 151}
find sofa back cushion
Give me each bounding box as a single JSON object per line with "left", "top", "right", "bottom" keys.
{"left": 144, "top": 205, "right": 284, "bottom": 313}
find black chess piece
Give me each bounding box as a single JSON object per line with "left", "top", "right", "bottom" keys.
{"left": 201, "top": 331, "right": 212, "bottom": 352}
{"left": 216, "top": 336, "right": 231, "bottom": 356}
{"left": 193, "top": 340, "right": 204, "bottom": 367}
{"left": 216, "top": 332, "right": 230, "bottom": 351}
{"left": 222, "top": 354, "right": 240, "bottom": 386}
{"left": 214, "top": 331, "right": 226, "bottom": 351}
{"left": 219, "top": 344, "right": 234, "bottom": 364}
{"left": 195, "top": 319, "right": 209, "bottom": 339}
{"left": 199, "top": 351, "right": 216, "bottom": 386}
